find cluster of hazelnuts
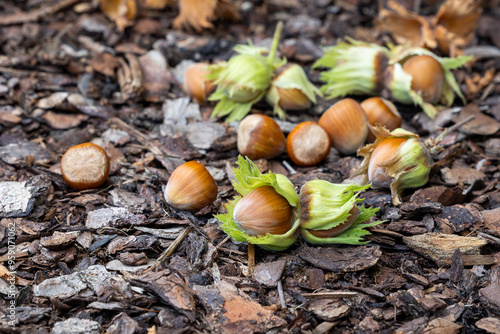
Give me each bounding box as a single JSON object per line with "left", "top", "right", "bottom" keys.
{"left": 58, "top": 95, "right": 401, "bottom": 192}
{"left": 239, "top": 96, "right": 402, "bottom": 167}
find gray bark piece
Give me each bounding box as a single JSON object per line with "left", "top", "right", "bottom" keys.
{"left": 86, "top": 207, "right": 145, "bottom": 229}
{"left": 0, "top": 277, "right": 18, "bottom": 296}
{"left": 254, "top": 260, "right": 286, "bottom": 287}
{"left": 0, "top": 181, "right": 46, "bottom": 218}
{"left": 33, "top": 270, "right": 88, "bottom": 298}
{"left": 184, "top": 121, "right": 226, "bottom": 150}
{"left": 33, "top": 265, "right": 114, "bottom": 298}
{"left": 106, "top": 259, "right": 156, "bottom": 273}
{"left": 16, "top": 306, "right": 52, "bottom": 324}
{"left": 51, "top": 318, "right": 101, "bottom": 334}
{"left": 135, "top": 226, "right": 184, "bottom": 239}
{"left": 163, "top": 97, "right": 201, "bottom": 125}
{"left": 109, "top": 189, "right": 149, "bottom": 213}
{"left": 0, "top": 141, "right": 55, "bottom": 165}
{"left": 37, "top": 92, "right": 69, "bottom": 109}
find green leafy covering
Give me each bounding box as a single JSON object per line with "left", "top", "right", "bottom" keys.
{"left": 215, "top": 156, "right": 382, "bottom": 249}
{"left": 208, "top": 23, "right": 286, "bottom": 122}
{"left": 265, "top": 64, "right": 322, "bottom": 119}
{"left": 300, "top": 181, "right": 371, "bottom": 230}
{"left": 301, "top": 212, "right": 382, "bottom": 245}
{"left": 214, "top": 155, "right": 300, "bottom": 251}
{"left": 313, "top": 38, "right": 389, "bottom": 99}
{"left": 215, "top": 199, "right": 301, "bottom": 251}
{"left": 299, "top": 180, "right": 382, "bottom": 245}
{"left": 232, "top": 156, "right": 299, "bottom": 206}
{"left": 387, "top": 46, "right": 472, "bottom": 118}
{"left": 314, "top": 39, "right": 471, "bottom": 118}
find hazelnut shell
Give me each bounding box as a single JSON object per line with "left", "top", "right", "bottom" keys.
{"left": 233, "top": 186, "right": 292, "bottom": 236}
{"left": 164, "top": 161, "right": 218, "bottom": 211}
{"left": 60, "top": 143, "right": 110, "bottom": 190}
{"left": 318, "top": 98, "right": 368, "bottom": 155}
{"left": 286, "top": 121, "right": 331, "bottom": 167}
{"left": 237, "top": 114, "right": 286, "bottom": 160}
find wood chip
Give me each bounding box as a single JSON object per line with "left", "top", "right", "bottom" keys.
{"left": 403, "top": 233, "right": 487, "bottom": 266}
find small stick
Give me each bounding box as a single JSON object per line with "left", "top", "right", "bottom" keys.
{"left": 277, "top": 280, "right": 286, "bottom": 309}
{"left": 215, "top": 236, "right": 231, "bottom": 250}
{"left": 301, "top": 291, "right": 358, "bottom": 299}
{"left": 433, "top": 115, "right": 476, "bottom": 144}
{"left": 247, "top": 243, "right": 255, "bottom": 277}
{"left": 282, "top": 160, "right": 297, "bottom": 175}
{"left": 217, "top": 247, "right": 247, "bottom": 256}
{"left": 148, "top": 227, "right": 192, "bottom": 272}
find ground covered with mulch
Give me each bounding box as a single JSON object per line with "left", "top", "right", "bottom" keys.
{"left": 0, "top": 0, "right": 500, "bottom": 333}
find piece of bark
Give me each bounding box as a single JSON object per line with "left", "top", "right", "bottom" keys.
{"left": 410, "top": 186, "right": 467, "bottom": 206}
{"left": 297, "top": 245, "right": 382, "bottom": 272}
{"left": 117, "top": 252, "right": 148, "bottom": 266}
{"left": 447, "top": 249, "right": 464, "bottom": 284}
{"left": 400, "top": 202, "right": 443, "bottom": 219}
{"left": 254, "top": 260, "right": 286, "bottom": 287}
{"left": 296, "top": 267, "right": 325, "bottom": 290}
{"left": 476, "top": 317, "right": 500, "bottom": 334}
{"left": 482, "top": 208, "right": 500, "bottom": 234}
{"left": 86, "top": 207, "right": 145, "bottom": 229}
{"left": 485, "top": 138, "right": 500, "bottom": 158}
{"left": 479, "top": 283, "right": 500, "bottom": 315}
{"left": 139, "top": 50, "right": 172, "bottom": 102}
{"left": 308, "top": 299, "right": 351, "bottom": 322}
{"left": 0, "top": 140, "right": 55, "bottom": 165}
{"left": 422, "top": 318, "right": 462, "bottom": 334}
{"left": 106, "top": 312, "right": 141, "bottom": 334}
{"left": 106, "top": 259, "right": 156, "bottom": 274}
{"left": 33, "top": 265, "right": 115, "bottom": 298}
{"left": 106, "top": 235, "right": 157, "bottom": 255}
{"left": 193, "top": 280, "right": 286, "bottom": 333}
{"left": 435, "top": 204, "right": 483, "bottom": 233}
{"left": 395, "top": 317, "right": 428, "bottom": 334}
{"left": 15, "top": 306, "right": 52, "bottom": 324}
{"left": 437, "top": 303, "right": 465, "bottom": 323}
{"left": 441, "top": 167, "right": 487, "bottom": 185}
{"left": 452, "top": 104, "right": 500, "bottom": 136}
{"left": 52, "top": 318, "right": 101, "bottom": 334}
{"left": 0, "top": 180, "right": 49, "bottom": 218}
{"left": 133, "top": 270, "right": 196, "bottom": 321}
{"left": 403, "top": 233, "right": 487, "bottom": 267}
{"left": 40, "top": 231, "right": 79, "bottom": 249}
{"left": 386, "top": 215, "right": 434, "bottom": 235}
{"left": 91, "top": 52, "right": 118, "bottom": 78}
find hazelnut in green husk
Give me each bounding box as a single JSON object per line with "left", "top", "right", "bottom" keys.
{"left": 265, "top": 63, "right": 323, "bottom": 118}
{"left": 299, "top": 180, "right": 381, "bottom": 245}
{"left": 355, "top": 126, "right": 432, "bottom": 206}
{"left": 215, "top": 155, "right": 300, "bottom": 251}
{"left": 208, "top": 23, "right": 286, "bottom": 122}
{"left": 386, "top": 46, "right": 472, "bottom": 118}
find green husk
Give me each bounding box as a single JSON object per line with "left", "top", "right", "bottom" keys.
{"left": 208, "top": 23, "right": 286, "bottom": 122}
{"left": 301, "top": 208, "right": 381, "bottom": 245}
{"left": 355, "top": 126, "right": 432, "bottom": 206}
{"left": 300, "top": 181, "right": 371, "bottom": 230}
{"left": 215, "top": 155, "right": 300, "bottom": 251}
{"left": 387, "top": 46, "right": 473, "bottom": 119}
{"left": 313, "top": 38, "right": 390, "bottom": 99}
{"left": 298, "top": 180, "right": 381, "bottom": 245}
{"left": 266, "top": 64, "right": 323, "bottom": 118}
